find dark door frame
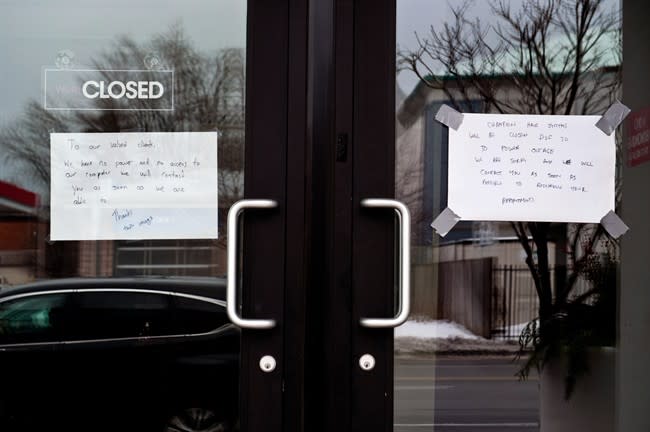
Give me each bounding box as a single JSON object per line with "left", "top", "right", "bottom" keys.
{"left": 240, "top": 0, "right": 396, "bottom": 430}
{"left": 240, "top": 1, "right": 308, "bottom": 432}
{"left": 351, "top": 0, "right": 396, "bottom": 430}
{"left": 304, "top": 0, "right": 397, "bottom": 431}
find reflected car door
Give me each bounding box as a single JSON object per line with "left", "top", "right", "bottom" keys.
{"left": 166, "top": 293, "right": 240, "bottom": 418}
{"left": 0, "top": 291, "right": 72, "bottom": 429}
{"left": 63, "top": 289, "right": 174, "bottom": 429}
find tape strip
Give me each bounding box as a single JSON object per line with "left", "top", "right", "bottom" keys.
{"left": 435, "top": 105, "right": 464, "bottom": 130}
{"left": 431, "top": 207, "right": 461, "bottom": 237}
{"left": 600, "top": 210, "right": 629, "bottom": 239}
{"left": 595, "top": 101, "right": 631, "bottom": 136}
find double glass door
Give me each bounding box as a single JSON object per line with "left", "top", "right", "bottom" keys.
{"left": 1, "top": 0, "right": 634, "bottom": 431}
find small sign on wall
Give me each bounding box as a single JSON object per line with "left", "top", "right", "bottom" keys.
{"left": 50, "top": 132, "right": 218, "bottom": 240}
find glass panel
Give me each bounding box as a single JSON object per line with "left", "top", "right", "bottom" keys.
{"left": 73, "top": 291, "right": 171, "bottom": 339}
{"left": 172, "top": 295, "right": 229, "bottom": 334}
{"left": 0, "top": 293, "right": 67, "bottom": 344}
{"left": 114, "top": 240, "right": 220, "bottom": 276}
{"left": 396, "top": 1, "right": 622, "bottom": 431}
{"left": 0, "top": 0, "right": 245, "bottom": 282}
{"left": 0, "top": 1, "right": 245, "bottom": 430}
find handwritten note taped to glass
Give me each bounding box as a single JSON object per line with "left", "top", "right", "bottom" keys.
{"left": 448, "top": 114, "right": 615, "bottom": 223}
{"left": 50, "top": 132, "right": 218, "bottom": 240}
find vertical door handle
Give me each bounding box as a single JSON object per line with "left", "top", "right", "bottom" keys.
{"left": 359, "top": 199, "right": 411, "bottom": 328}
{"left": 227, "top": 199, "right": 278, "bottom": 329}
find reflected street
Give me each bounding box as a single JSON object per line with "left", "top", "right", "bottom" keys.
{"left": 395, "top": 356, "right": 539, "bottom": 432}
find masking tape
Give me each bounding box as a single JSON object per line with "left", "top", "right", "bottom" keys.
{"left": 435, "top": 105, "right": 464, "bottom": 131}
{"left": 595, "top": 101, "right": 631, "bottom": 135}
{"left": 431, "top": 207, "right": 461, "bottom": 237}
{"left": 600, "top": 210, "right": 629, "bottom": 239}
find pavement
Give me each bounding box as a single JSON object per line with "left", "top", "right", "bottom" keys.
{"left": 395, "top": 355, "right": 539, "bottom": 432}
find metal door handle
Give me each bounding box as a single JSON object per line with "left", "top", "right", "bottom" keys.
{"left": 359, "top": 199, "right": 411, "bottom": 328}
{"left": 227, "top": 199, "right": 277, "bottom": 329}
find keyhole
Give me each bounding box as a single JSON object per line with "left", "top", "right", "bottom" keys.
{"left": 359, "top": 354, "right": 375, "bottom": 371}
{"left": 259, "top": 355, "right": 276, "bottom": 373}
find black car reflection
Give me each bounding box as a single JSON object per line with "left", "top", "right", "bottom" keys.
{"left": 0, "top": 277, "right": 239, "bottom": 432}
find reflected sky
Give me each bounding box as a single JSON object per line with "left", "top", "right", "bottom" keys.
{"left": 397, "top": 0, "right": 621, "bottom": 96}
{"left": 0, "top": 0, "right": 246, "bottom": 121}
{"left": 0, "top": 1, "right": 622, "bottom": 129}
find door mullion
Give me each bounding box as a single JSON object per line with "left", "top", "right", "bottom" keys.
{"left": 283, "top": 0, "right": 310, "bottom": 431}
{"left": 351, "top": 0, "right": 397, "bottom": 431}
{"left": 240, "top": 1, "right": 290, "bottom": 431}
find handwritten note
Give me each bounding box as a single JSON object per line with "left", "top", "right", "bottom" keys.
{"left": 50, "top": 132, "right": 218, "bottom": 240}
{"left": 448, "top": 114, "right": 615, "bottom": 223}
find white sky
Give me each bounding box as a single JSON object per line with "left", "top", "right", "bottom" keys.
{"left": 0, "top": 1, "right": 622, "bottom": 123}
{"left": 0, "top": 0, "right": 246, "bottom": 122}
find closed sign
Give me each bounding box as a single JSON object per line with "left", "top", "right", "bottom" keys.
{"left": 44, "top": 69, "right": 174, "bottom": 111}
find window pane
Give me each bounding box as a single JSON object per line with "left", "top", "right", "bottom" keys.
{"left": 0, "top": 293, "right": 67, "bottom": 344}
{"left": 173, "top": 296, "right": 228, "bottom": 335}
{"left": 0, "top": 0, "right": 245, "bottom": 282}
{"left": 73, "top": 291, "right": 171, "bottom": 339}
{"left": 396, "top": 1, "right": 622, "bottom": 431}
{"left": 0, "top": 1, "right": 245, "bottom": 429}
{"left": 114, "top": 240, "right": 221, "bottom": 277}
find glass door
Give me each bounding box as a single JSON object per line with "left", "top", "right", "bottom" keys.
{"left": 0, "top": 1, "right": 305, "bottom": 431}
{"left": 322, "top": 0, "right": 624, "bottom": 431}
{"left": 391, "top": 1, "right": 624, "bottom": 430}
{"left": 342, "top": 1, "right": 631, "bottom": 432}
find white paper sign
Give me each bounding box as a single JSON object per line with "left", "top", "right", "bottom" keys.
{"left": 448, "top": 114, "right": 615, "bottom": 223}
{"left": 50, "top": 132, "right": 218, "bottom": 240}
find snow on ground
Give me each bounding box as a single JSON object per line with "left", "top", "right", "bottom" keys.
{"left": 395, "top": 320, "right": 483, "bottom": 340}
{"left": 394, "top": 319, "right": 522, "bottom": 355}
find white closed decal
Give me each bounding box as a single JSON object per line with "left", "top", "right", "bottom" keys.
{"left": 44, "top": 69, "right": 173, "bottom": 111}
{"left": 82, "top": 80, "right": 164, "bottom": 100}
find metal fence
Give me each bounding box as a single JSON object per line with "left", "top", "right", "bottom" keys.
{"left": 491, "top": 266, "right": 540, "bottom": 340}
{"left": 409, "top": 259, "right": 595, "bottom": 341}
{"left": 491, "top": 266, "right": 592, "bottom": 340}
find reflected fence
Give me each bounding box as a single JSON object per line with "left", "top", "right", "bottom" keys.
{"left": 491, "top": 265, "right": 540, "bottom": 340}
{"left": 491, "top": 265, "right": 592, "bottom": 340}
{"left": 410, "top": 258, "right": 592, "bottom": 341}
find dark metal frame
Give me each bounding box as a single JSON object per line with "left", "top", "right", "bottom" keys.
{"left": 304, "top": 0, "right": 397, "bottom": 431}
{"left": 240, "top": 1, "right": 308, "bottom": 431}
{"left": 351, "top": 1, "right": 396, "bottom": 430}
{"left": 240, "top": 0, "right": 396, "bottom": 430}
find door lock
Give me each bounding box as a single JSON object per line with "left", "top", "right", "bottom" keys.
{"left": 260, "top": 355, "right": 277, "bottom": 373}
{"left": 359, "top": 354, "right": 376, "bottom": 371}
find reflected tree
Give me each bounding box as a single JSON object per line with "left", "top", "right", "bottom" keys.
{"left": 399, "top": 0, "right": 620, "bottom": 116}
{"left": 0, "top": 26, "right": 245, "bottom": 240}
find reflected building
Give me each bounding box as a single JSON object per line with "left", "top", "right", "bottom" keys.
{"left": 0, "top": 181, "right": 40, "bottom": 285}
{"left": 395, "top": 62, "right": 619, "bottom": 335}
